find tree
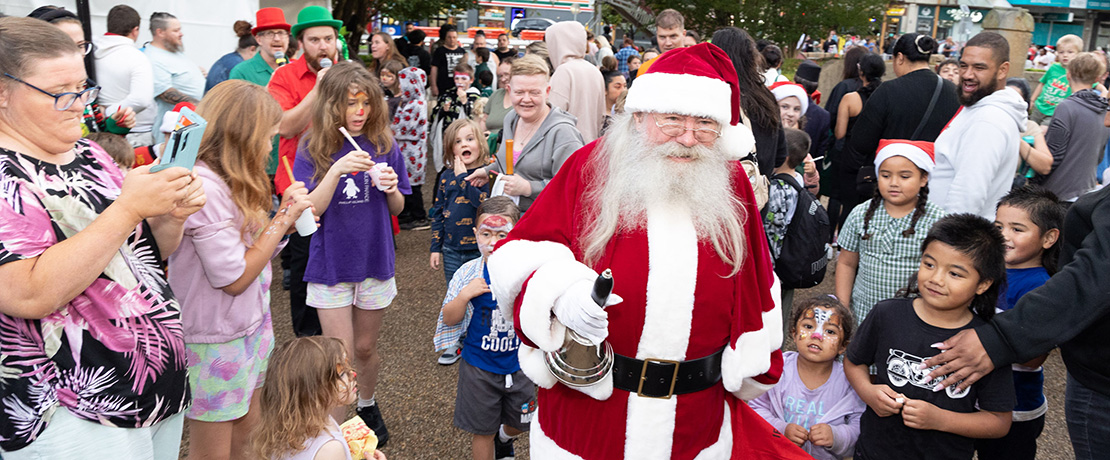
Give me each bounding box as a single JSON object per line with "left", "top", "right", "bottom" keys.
{"left": 633, "top": 0, "right": 885, "bottom": 51}
{"left": 332, "top": 0, "right": 478, "bottom": 56}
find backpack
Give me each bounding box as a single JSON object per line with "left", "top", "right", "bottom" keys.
{"left": 771, "top": 173, "right": 832, "bottom": 289}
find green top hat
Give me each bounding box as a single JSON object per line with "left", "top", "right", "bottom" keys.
{"left": 291, "top": 5, "right": 342, "bottom": 38}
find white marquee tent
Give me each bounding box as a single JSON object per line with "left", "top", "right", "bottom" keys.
{"left": 0, "top": 0, "right": 327, "bottom": 74}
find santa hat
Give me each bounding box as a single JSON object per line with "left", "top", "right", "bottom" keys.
{"left": 624, "top": 42, "right": 756, "bottom": 160}
{"left": 874, "top": 139, "right": 935, "bottom": 176}
{"left": 160, "top": 102, "right": 197, "bottom": 134}
{"left": 769, "top": 82, "right": 809, "bottom": 114}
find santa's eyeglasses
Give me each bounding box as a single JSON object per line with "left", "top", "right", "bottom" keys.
{"left": 651, "top": 113, "right": 721, "bottom": 143}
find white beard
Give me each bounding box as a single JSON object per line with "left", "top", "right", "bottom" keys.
{"left": 581, "top": 113, "right": 747, "bottom": 269}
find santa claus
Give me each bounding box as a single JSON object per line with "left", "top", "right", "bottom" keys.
{"left": 487, "top": 43, "right": 809, "bottom": 459}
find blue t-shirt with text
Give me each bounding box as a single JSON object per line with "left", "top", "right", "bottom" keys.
{"left": 462, "top": 265, "right": 521, "bottom": 374}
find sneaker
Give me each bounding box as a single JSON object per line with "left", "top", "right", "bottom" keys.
{"left": 494, "top": 435, "right": 515, "bottom": 460}
{"left": 438, "top": 343, "right": 462, "bottom": 365}
{"left": 410, "top": 218, "right": 432, "bottom": 231}
{"left": 357, "top": 404, "right": 390, "bottom": 448}
{"left": 399, "top": 220, "right": 417, "bottom": 231}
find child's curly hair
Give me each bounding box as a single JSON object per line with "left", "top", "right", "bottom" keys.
{"left": 252, "top": 336, "right": 353, "bottom": 459}
{"left": 789, "top": 295, "right": 855, "bottom": 351}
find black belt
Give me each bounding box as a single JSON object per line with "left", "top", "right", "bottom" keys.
{"left": 611, "top": 348, "right": 724, "bottom": 399}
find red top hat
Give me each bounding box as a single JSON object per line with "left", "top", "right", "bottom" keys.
{"left": 252, "top": 7, "right": 290, "bottom": 35}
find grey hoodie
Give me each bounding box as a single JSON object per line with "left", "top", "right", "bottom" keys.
{"left": 493, "top": 106, "right": 585, "bottom": 210}
{"left": 931, "top": 87, "right": 1028, "bottom": 219}
{"left": 1038, "top": 89, "right": 1110, "bottom": 201}
{"left": 546, "top": 21, "right": 606, "bottom": 143}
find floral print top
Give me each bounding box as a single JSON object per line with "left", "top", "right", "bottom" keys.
{"left": 0, "top": 141, "right": 189, "bottom": 451}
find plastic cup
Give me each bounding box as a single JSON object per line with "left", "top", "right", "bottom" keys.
{"left": 367, "top": 163, "right": 390, "bottom": 191}
{"left": 293, "top": 208, "right": 317, "bottom": 236}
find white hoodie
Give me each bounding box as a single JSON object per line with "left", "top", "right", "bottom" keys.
{"left": 930, "top": 87, "right": 1028, "bottom": 219}
{"left": 94, "top": 34, "right": 155, "bottom": 133}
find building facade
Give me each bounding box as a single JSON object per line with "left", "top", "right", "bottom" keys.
{"left": 885, "top": 0, "right": 1108, "bottom": 50}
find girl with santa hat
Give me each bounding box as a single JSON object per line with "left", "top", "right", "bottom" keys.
{"left": 834, "top": 140, "right": 947, "bottom": 326}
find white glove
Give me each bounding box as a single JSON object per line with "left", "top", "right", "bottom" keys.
{"left": 552, "top": 279, "right": 623, "bottom": 346}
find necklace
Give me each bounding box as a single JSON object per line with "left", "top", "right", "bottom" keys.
{"left": 514, "top": 118, "right": 542, "bottom": 149}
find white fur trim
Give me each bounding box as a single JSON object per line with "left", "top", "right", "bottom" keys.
{"left": 767, "top": 273, "right": 784, "bottom": 346}
{"left": 718, "top": 120, "right": 757, "bottom": 161}
{"left": 735, "top": 376, "right": 777, "bottom": 401}
{"left": 489, "top": 239, "right": 577, "bottom": 321}
{"left": 623, "top": 204, "right": 698, "bottom": 458}
{"left": 625, "top": 396, "right": 678, "bottom": 458}
{"left": 625, "top": 73, "right": 732, "bottom": 125}
{"left": 518, "top": 345, "right": 558, "bottom": 389}
{"left": 722, "top": 274, "right": 783, "bottom": 395}
{"left": 517, "top": 259, "right": 598, "bottom": 352}
{"left": 637, "top": 204, "right": 698, "bottom": 360}
{"left": 530, "top": 409, "right": 586, "bottom": 460}
{"left": 692, "top": 401, "right": 733, "bottom": 460}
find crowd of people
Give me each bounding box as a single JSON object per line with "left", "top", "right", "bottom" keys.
{"left": 2, "top": 3, "right": 1110, "bottom": 460}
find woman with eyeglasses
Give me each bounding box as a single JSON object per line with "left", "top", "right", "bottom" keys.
{"left": 0, "top": 17, "right": 205, "bottom": 459}
{"left": 466, "top": 54, "right": 585, "bottom": 212}
{"left": 28, "top": 6, "right": 136, "bottom": 137}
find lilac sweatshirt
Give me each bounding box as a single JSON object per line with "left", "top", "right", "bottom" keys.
{"left": 169, "top": 162, "right": 284, "bottom": 343}
{"left": 749, "top": 351, "right": 865, "bottom": 460}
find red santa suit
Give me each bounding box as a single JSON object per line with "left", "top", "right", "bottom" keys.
{"left": 486, "top": 44, "right": 808, "bottom": 460}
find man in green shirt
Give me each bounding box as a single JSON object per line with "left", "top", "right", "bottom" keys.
{"left": 229, "top": 7, "right": 290, "bottom": 175}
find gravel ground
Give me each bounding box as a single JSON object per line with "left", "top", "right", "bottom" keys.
{"left": 181, "top": 188, "right": 1075, "bottom": 459}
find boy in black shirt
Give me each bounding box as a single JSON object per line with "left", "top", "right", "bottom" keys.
{"left": 846, "top": 214, "right": 1015, "bottom": 460}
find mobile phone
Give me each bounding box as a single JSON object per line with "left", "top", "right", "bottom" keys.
{"left": 151, "top": 107, "right": 207, "bottom": 172}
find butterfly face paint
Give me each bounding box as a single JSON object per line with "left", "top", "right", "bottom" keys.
{"left": 475, "top": 214, "right": 514, "bottom": 256}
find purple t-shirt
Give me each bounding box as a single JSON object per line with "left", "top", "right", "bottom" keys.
{"left": 748, "top": 351, "right": 865, "bottom": 460}
{"left": 293, "top": 136, "right": 411, "bottom": 285}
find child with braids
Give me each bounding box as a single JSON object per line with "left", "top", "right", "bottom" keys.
{"left": 836, "top": 140, "right": 946, "bottom": 326}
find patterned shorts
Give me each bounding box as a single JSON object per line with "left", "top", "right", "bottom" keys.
{"left": 307, "top": 277, "right": 397, "bottom": 310}
{"left": 184, "top": 310, "right": 274, "bottom": 422}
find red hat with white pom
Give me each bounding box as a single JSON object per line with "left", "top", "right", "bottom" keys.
{"left": 874, "top": 139, "right": 935, "bottom": 176}
{"left": 769, "top": 81, "right": 809, "bottom": 115}
{"left": 624, "top": 42, "right": 757, "bottom": 160}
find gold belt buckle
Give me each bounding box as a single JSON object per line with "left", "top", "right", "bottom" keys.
{"left": 637, "top": 357, "right": 680, "bottom": 399}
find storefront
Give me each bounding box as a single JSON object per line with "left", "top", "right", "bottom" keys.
{"left": 881, "top": 4, "right": 905, "bottom": 50}
{"left": 1009, "top": 0, "right": 1110, "bottom": 49}
{"left": 912, "top": 5, "right": 987, "bottom": 41}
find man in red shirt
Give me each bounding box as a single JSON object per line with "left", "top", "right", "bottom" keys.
{"left": 269, "top": 5, "right": 341, "bottom": 194}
